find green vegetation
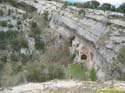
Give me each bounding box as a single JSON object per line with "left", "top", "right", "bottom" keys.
{"left": 64, "top": 1, "right": 125, "bottom": 14}
{"left": 117, "top": 46, "right": 125, "bottom": 64}
{"left": 8, "top": 24, "right": 14, "bottom": 28}
{"left": 67, "top": 64, "right": 97, "bottom": 81}
{"left": 0, "top": 21, "right": 8, "bottom": 27}
{"left": 119, "top": 3, "right": 125, "bottom": 16}
{"left": 67, "top": 64, "right": 88, "bottom": 80}
{"left": 11, "top": 36, "right": 28, "bottom": 50}
{"left": 0, "top": 43, "right": 71, "bottom": 86}
{"left": 0, "top": 31, "right": 18, "bottom": 40}
{"left": 0, "top": 31, "right": 28, "bottom": 50}
{"left": 98, "top": 33, "right": 110, "bottom": 47}
{"left": 35, "top": 36, "right": 45, "bottom": 50}
{"left": 101, "top": 3, "right": 111, "bottom": 11}
{"left": 17, "top": 20, "right": 22, "bottom": 25}
{"left": 83, "top": 1, "right": 100, "bottom": 9}
{"left": 90, "top": 68, "right": 97, "bottom": 81}
{"left": 0, "top": 10, "right": 4, "bottom": 16}
{"left": 14, "top": 2, "right": 36, "bottom": 12}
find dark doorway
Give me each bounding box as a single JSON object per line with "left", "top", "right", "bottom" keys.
{"left": 81, "top": 54, "right": 87, "bottom": 60}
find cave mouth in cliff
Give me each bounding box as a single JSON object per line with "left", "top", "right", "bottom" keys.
{"left": 81, "top": 54, "right": 87, "bottom": 60}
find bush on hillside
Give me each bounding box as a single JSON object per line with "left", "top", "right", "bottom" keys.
{"left": 0, "top": 21, "right": 8, "bottom": 27}
{"left": 117, "top": 46, "right": 125, "bottom": 64}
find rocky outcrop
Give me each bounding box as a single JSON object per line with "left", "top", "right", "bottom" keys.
{"left": 0, "top": 0, "right": 125, "bottom": 81}
{"left": 1, "top": 80, "right": 125, "bottom": 93}
{"left": 18, "top": 0, "right": 125, "bottom": 81}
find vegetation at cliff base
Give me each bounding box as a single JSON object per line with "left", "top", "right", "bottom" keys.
{"left": 67, "top": 64, "right": 97, "bottom": 81}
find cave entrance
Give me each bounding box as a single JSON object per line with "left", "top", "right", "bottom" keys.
{"left": 81, "top": 54, "right": 87, "bottom": 60}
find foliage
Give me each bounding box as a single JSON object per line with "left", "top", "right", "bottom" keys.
{"left": 83, "top": 1, "right": 100, "bottom": 9}
{"left": 26, "top": 61, "right": 65, "bottom": 82}
{"left": 48, "top": 64, "right": 65, "bottom": 80}
{"left": 67, "top": 64, "right": 88, "bottom": 80}
{"left": 117, "top": 46, "right": 125, "bottom": 64}
{"left": 98, "top": 33, "right": 109, "bottom": 47}
{"left": 0, "top": 10, "right": 4, "bottom": 16}
{"left": 67, "top": 64, "right": 97, "bottom": 81}
{"left": 101, "top": 3, "right": 111, "bottom": 11}
{"left": 0, "top": 62, "right": 27, "bottom": 87}
{"left": 8, "top": 24, "right": 14, "bottom": 28}
{"left": 0, "top": 21, "right": 8, "bottom": 27}
{"left": 17, "top": 20, "right": 22, "bottom": 25}
{"left": 40, "top": 42, "right": 71, "bottom": 66}
{"left": 30, "top": 25, "right": 41, "bottom": 36}
{"left": 0, "top": 30, "right": 28, "bottom": 50}
{"left": 11, "top": 36, "right": 28, "bottom": 50}
{"left": 90, "top": 68, "right": 97, "bottom": 81}
{"left": 26, "top": 62, "right": 48, "bottom": 82}
{"left": 119, "top": 3, "right": 125, "bottom": 16}
{"left": 35, "top": 36, "right": 45, "bottom": 50}
{"left": 14, "top": 2, "right": 36, "bottom": 12}
{"left": 111, "top": 5, "right": 116, "bottom": 11}
{"left": 0, "top": 31, "right": 19, "bottom": 49}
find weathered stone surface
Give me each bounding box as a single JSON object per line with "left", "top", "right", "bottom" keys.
{"left": 1, "top": 80, "right": 125, "bottom": 93}
{"left": 17, "top": 0, "right": 125, "bottom": 81}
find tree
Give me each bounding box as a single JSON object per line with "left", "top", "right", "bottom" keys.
{"left": 111, "top": 5, "right": 116, "bottom": 11}
{"left": 91, "top": 0, "right": 100, "bottom": 9}
{"left": 119, "top": 3, "right": 125, "bottom": 16}
{"left": 83, "top": 0, "right": 100, "bottom": 9}
{"left": 116, "top": 7, "right": 123, "bottom": 13}
{"left": 101, "top": 3, "right": 111, "bottom": 11}
{"left": 117, "top": 47, "right": 125, "bottom": 64}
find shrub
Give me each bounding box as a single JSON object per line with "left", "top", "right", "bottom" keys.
{"left": 101, "top": 3, "right": 112, "bottom": 11}
{"left": 15, "top": 2, "right": 36, "bottom": 12}
{"left": 0, "top": 56, "right": 7, "bottom": 63}
{"left": 118, "top": 3, "right": 125, "bottom": 16}
{"left": 0, "top": 10, "right": 4, "bottom": 16}
{"left": 11, "top": 36, "right": 28, "bottom": 51}
{"left": 26, "top": 62, "right": 48, "bottom": 82}
{"left": 67, "top": 64, "right": 88, "bottom": 80}
{"left": 8, "top": 24, "right": 14, "bottom": 28}
{"left": 0, "top": 21, "right": 8, "bottom": 27}
{"left": 26, "top": 61, "right": 65, "bottom": 82}
{"left": 0, "top": 31, "right": 19, "bottom": 49}
{"left": 0, "top": 63, "right": 14, "bottom": 87}
{"left": 31, "top": 22, "right": 37, "bottom": 28}
{"left": 40, "top": 42, "right": 71, "bottom": 66}
{"left": 0, "top": 63, "right": 27, "bottom": 87}
{"left": 35, "top": 36, "right": 45, "bottom": 50}
{"left": 117, "top": 46, "right": 125, "bottom": 64}
{"left": 10, "top": 53, "right": 20, "bottom": 62}
{"left": 48, "top": 64, "right": 65, "bottom": 80}
{"left": 83, "top": 1, "right": 100, "bottom": 9}
{"left": 90, "top": 68, "right": 97, "bottom": 81}
{"left": 6, "top": 30, "right": 19, "bottom": 39}
{"left": 43, "top": 11, "right": 49, "bottom": 21}
{"left": 17, "top": 20, "right": 22, "bottom": 25}
{"left": 20, "top": 54, "right": 30, "bottom": 64}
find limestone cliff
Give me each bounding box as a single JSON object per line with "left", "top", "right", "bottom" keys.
{"left": 0, "top": 0, "right": 125, "bottom": 83}
{"left": 19, "top": 0, "right": 125, "bottom": 81}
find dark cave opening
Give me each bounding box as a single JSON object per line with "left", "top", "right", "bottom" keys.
{"left": 81, "top": 54, "right": 87, "bottom": 60}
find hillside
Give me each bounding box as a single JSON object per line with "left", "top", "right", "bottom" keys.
{"left": 0, "top": 0, "right": 125, "bottom": 92}
{"left": 19, "top": 0, "right": 125, "bottom": 80}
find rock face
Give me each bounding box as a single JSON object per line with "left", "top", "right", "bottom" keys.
{"left": 19, "top": 0, "right": 125, "bottom": 81}
{"left": 0, "top": 0, "right": 125, "bottom": 82}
